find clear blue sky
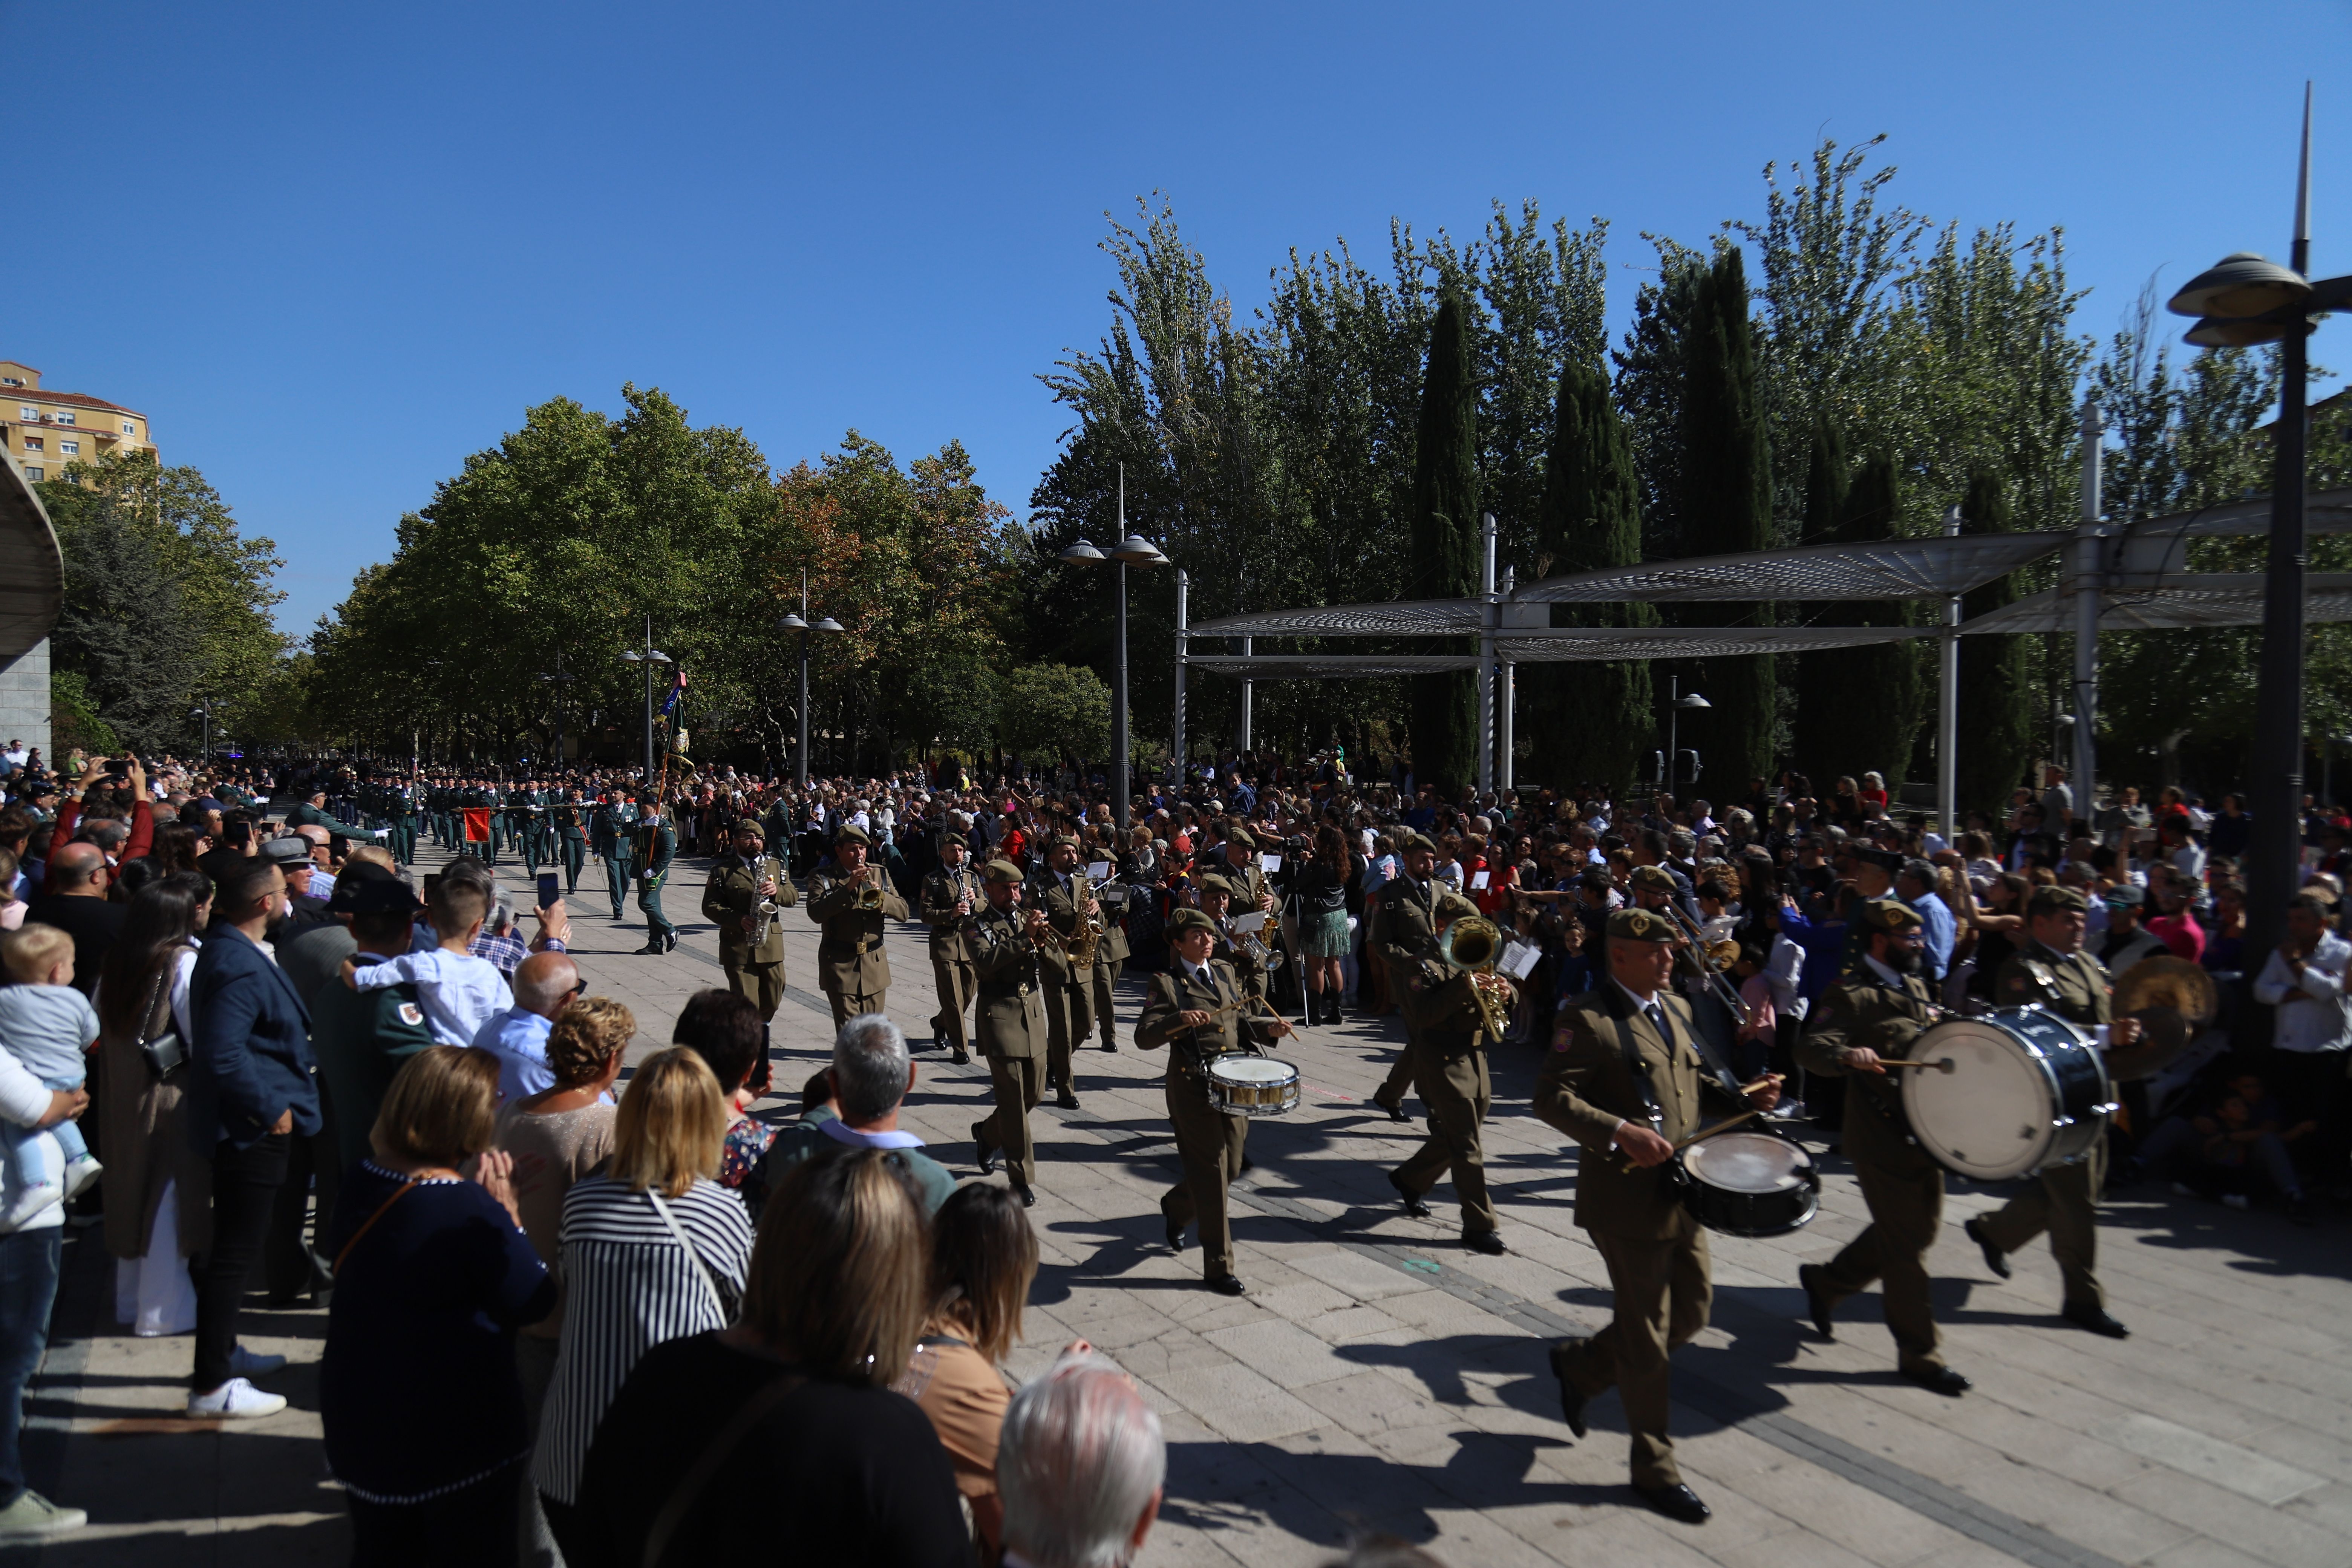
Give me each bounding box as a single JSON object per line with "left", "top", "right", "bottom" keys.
{"left": 9, "top": 1, "right": 2339, "bottom": 635}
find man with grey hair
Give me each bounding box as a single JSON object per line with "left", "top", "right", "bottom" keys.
{"left": 778, "top": 1013, "right": 957, "bottom": 1210}
{"left": 997, "top": 1351, "right": 1164, "bottom": 1568}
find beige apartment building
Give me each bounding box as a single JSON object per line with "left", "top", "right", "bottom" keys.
{"left": 0, "top": 359, "right": 156, "bottom": 482}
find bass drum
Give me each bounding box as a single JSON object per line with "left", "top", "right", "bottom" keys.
{"left": 1901, "top": 1008, "right": 2113, "bottom": 1182}
{"left": 1678, "top": 1131, "right": 1820, "bottom": 1237}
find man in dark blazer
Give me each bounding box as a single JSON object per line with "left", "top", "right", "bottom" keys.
{"left": 186, "top": 857, "right": 317, "bottom": 1420}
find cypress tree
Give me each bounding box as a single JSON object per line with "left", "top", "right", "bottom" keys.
{"left": 1673, "top": 247, "right": 1776, "bottom": 785}
{"left": 1958, "top": 471, "right": 2035, "bottom": 815}
{"left": 1790, "top": 422, "right": 1851, "bottom": 775}
{"left": 1531, "top": 359, "right": 1653, "bottom": 792}
{"left": 1799, "top": 453, "right": 1922, "bottom": 788}
{"left": 1407, "top": 291, "right": 1480, "bottom": 796}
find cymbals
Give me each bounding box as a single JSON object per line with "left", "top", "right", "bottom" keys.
{"left": 2113, "top": 955, "right": 2219, "bottom": 1030}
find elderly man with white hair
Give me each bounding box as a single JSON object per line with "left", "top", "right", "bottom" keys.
{"left": 997, "top": 1351, "right": 1165, "bottom": 1568}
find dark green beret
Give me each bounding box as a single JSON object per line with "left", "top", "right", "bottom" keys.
{"left": 982, "top": 858, "right": 1024, "bottom": 884}
{"left": 940, "top": 833, "right": 968, "bottom": 850}
{"left": 1223, "top": 826, "right": 1257, "bottom": 850}
{"left": 1608, "top": 908, "right": 1678, "bottom": 943}
{"left": 1862, "top": 897, "right": 1923, "bottom": 933}
{"left": 1435, "top": 891, "right": 1480, "bottom": 920}
{"left": 1167, "top": 907, "right": 1216, "bottom": 938}
{"left": 1629, "top": 865, "right": 1678, "bottom": 894}
{"left": 2030, "top": 886, "right": 2089, "bottom": 917}
{"left": 834, "top": 824, "right": 871, "bottom": 847}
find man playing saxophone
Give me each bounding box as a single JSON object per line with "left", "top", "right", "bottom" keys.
{"left": 919, "top": 832, "right": 981, "bottom": 1065}
{"left": 703, "top": 819, "right": 795, "bottom": 1021}
{"left": 1029, "top": 835, "right": 1103, "bottom": 1110}
{"left": 807, "top": 823, "right": 909, "bottom": 1027}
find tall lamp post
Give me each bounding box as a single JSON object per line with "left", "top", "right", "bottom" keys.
{"left": 1665, "top": 677, "right": 1709, "bottom": 796}
{"left": 190, "top": 701, "right": 212, "bottom": 768}
{"left": 618, "top": 614, "right": 672, "bottom": 785}
{"left": 777, "top": 570, "right": 845, "bottom": 790}
{"left": 2165, "top": 85, "right": 2352, "bottom": 951}
{"left": 538, "top": 652, "right": 576, "bottom": 772}
{"left": 1060, "top": 469, "right": 1170, "bottom": 832}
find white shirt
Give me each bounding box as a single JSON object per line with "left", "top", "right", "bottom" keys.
{"left": 2252, "top": 933, "right": 2352, "bottom": 1053}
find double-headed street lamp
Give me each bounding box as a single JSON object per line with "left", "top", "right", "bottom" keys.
{"left": 2165, "top": 85, "right": 2352, "bottom": 951}
{"left": 618, "top": 614, "right": 672, "bottom": 784}
{"left": 1060, "top": 470, "right": 1170, "bottom": 833}
{"left": 778, "top": 569, "right": 845, "bottom": 789}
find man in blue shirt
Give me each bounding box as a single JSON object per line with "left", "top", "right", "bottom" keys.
{"left": 470, "top": 951, "right": 584, "bottom": 1103}
{"left": 1897, "top": 859, "right": 1956, "bottom": 986}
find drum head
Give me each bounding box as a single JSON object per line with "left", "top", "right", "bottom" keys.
{"left": 1902, "top": 1019, "right": 2058, "bottom": 1182}
{"left": 1210, "top": 1057, "right": 1295, "bottom": 1084}
{"left": 1681, "top": 1132, "right": 1808, "bottom": 1193}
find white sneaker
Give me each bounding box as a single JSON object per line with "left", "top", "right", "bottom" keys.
{"left": 187, "top": 1378, "right": 286, "bottom": 1419}
{"left": 228, "top": 1345, "right": 286, "bottom": 1379}
{"left": 0, "top": 1489, "right": 86, "bottom": 1538}
{"left": 0, "top": 1184, "right": 60, "bottom": 1233}
{"left": 60, "top": 1157, "right": 101, "bottom": 1202}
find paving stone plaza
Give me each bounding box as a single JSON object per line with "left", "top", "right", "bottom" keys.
{"left": 15, "top": 843, "right": 2352, "bottom": 1568}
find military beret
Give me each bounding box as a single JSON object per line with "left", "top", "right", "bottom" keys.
{"left": 733, "top": 819, "right": 766, "bottom": 839}
{"left": 1607, "top": 907, "right": 1678, "bottom": 943}
{"left": 1194, "top": 874, "right": 1235, "bottom": 900}
{"left": 940, "top": 833, "right": 968, "bottom": 850}
{"left": 260, "top": 836, "right": 312, "bottom": 866}
{"left": 1049, "top": 834, "right": 1081, "bottom": 850}
{"left": 1167, "top": 906, "right": 1217, "bottom": 939}
{"left": 1861, "top": 898, "right": 1924, "bottom": 933}
{"left": 982, "top": 859, "right": 1024, "bottom": 884}
{"left": 1856, "top": 846, "right": 1905, "bottom": 873}
{"left": 833, "top": 824, "right": 871, "bottom": 847}
{"left": 1397, "top": 831, "right": 1436, "bottom": 855}
{"left": 1223, "top": 826, "right": 1257, "bottom": 850}
{"left": 1435, "top": 891, "right": 1480, "bottom": 920}
{"left": 2029, "top": 886, "right": 2089, "bottom": 916}
{"left": 1628, "top": 865, "right": 1679, "bottom": 894}
{"left": 2102, "top": 883, "right": 2145, "bottom": 908}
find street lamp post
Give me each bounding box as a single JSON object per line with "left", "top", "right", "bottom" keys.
{"left": 2165, "top": 85, "right": 2352, "bottom": 951}
{"left": 776, "top": 570, "right": 845, "bottom": 790}
{"left": 190, "top": 701, "right": 211, "bottom": 768}
{"left": 1666, "top": 675, "right": 1709, "bottom": 796}
{"left": 1060, "top": 466, "right": 1169, "bottom": 833}
{"left": 618, "top": 614, "right": 672, "bottom": 786}
{"left": 538, "top": 652, "right": 576, "bottom": 771}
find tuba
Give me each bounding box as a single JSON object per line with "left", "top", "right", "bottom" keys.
{"left": 1439, "top": 916, "right": 1514, "bottom": 1039}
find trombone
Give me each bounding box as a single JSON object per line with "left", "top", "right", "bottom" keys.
{"left": 1654, "top": 897, "right": 1752, "bottom": 1026}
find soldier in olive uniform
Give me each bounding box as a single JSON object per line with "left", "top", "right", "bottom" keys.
{"left": 1366, "top": 833, "right": 1440, "bottom": 1123}
{"left": 635, "top": 797, "right": 678, "bottom": 954}
{"left": 1138, "top": 906, "right": 1296, "bottom": 1296}
{"left": 969, "top": 859, "right": 1051, "bottom": 1206}
{"left": 1963, "top": 886, "right": 2136, "bottom": 1338}
{"left": 1535, "top": 907, "right": 1782, "bottom": 1527}
{"left": 703, "top": 819, "right": 795, "bottom": 1017}
{"left": 1388, "top": 889, "right": 1513, "bottom": 1252}
{"left": 1795, "top": 900, "right": 1971, "bottom": 1394}
{"left": 1029, "top": 836, "right": 1102, "bottom": 1109}
{"left": 1089, "top": 848, "right": 1130, "bottom": 1053}
{"left": 1192, "top": 877, "right": 1266, "bottom": 1000}
{"left": 806, "top": 824, "right": 910, "bottom": 1026}
{"left": 919, "top": 833, "right": 981, "bottom": 1065}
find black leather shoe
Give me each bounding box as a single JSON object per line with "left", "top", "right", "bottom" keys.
{"left": 1634, "top": 1482, "right": 1710, "bottom": 1525}
{"left": 1798, "top": 1263, "right": 1836, "bottom": 1340}
{"left": 1055, "top": 1089, "right": 1081, "bottom": 1111}
{"left": 1462, "top": 1230, "right": 1507, "bottom": 1256}
{"left": 1163, "top": 1204, "right": 1188, "bottom": 1252}
{"left": 1207, "top": 1274, "right": 1247, "bottom": 1297}
{"left": 1901, "top": 1364, "right": 1972, "bottom": 1396}
{"left": 1389, "top": 1171, "right": 1432, "bottom": 1218}
{"left": 636, "top": 942, "right": 665, "bottom": 956}
{"left": 1012, "top": 1180, "right": 1037, "bottom": 1209}
{"left": 1372, "top": 1096, "right": 1411, "bottom": 1124}
{"left": 950, "top": 1047, "right": 971, "bottom": 1066}
{"left": 1548, "top": 1340, "right": 1589, "bottom": 1436}
{"left": 2063, "top": 1301, "right": 2130, "bottom": 1338}
{"left": 1100, "top": 1037, "right": 1119, "bottom": 1054}
{"left": 1964, "top": 1216, "right": 2011, "bottom": 1280}
{"left": 972, "top": 1121, "right": 996, "bottom": 1176}
{"left": 665, "top": 932, "right": 678, "bottom": 953}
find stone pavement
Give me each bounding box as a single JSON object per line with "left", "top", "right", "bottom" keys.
{"left": 13, "top": 843, "right": 2352, "bottom": 1566}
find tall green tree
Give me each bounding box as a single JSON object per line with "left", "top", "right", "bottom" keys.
{"left": 52, "top": 510, "right": 206, "bottom": 752}
{"left": 1957, "top": 471, "right": 2035, "bottom": 811}
{"left": 1789, "top": 422, "right": 1850, "bottom": 773}
{"left": 1672, "top": 246, "right": 1777, "bottom": 783}
{"left": 1531, "top": 359, "right": 1652, "bottom": 789}
{"left": 1796, "top": 453, "right": 1921, "bottom": 786}
{"left": 1409, "top": 291, "right": 1481, "bottom": 792}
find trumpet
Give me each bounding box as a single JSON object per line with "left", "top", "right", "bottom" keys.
{"left": 1438, "top": 916, "right": 1515, "bottom": 1040}
{"left": 854, "top": 866, "right": 884, "bottom": 911}
{"left": 1654, "top": 897, "right": 1751, "bottom": 1026}
{"left": 750, "top": 853, "right": 783, "bottom": 948}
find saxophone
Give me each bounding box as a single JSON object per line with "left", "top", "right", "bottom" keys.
{"left": 1062, "top": 873, "right": 1103, "bottom": 968}
{"left": 749, "top": 853, "right": 782, "bottom": 948}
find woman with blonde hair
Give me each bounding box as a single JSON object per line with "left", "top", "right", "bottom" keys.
{"left": 531, "top": 1047, "right": 753, "bottom": 1559}
{"left": 568, "top": 1147, "right": 968, "bottom": 1567}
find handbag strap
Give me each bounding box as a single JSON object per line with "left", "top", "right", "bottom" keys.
{"left": 332, "top": 1178, "right": 419, "bottom": 1274}
{"left": 645, "top": 1189, "right": 727, "bottom": 1323}
{"left": 131, "top": 968, "right": 170, "bottom": 1047}
{"left": 640, "top": 1367, "right": 806, "bottom": 1568}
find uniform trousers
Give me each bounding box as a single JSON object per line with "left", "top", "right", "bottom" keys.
{"left": 1976, "top": 1144, "right": 2105, "bottom": 1309}
{"left": 825, "top": 985, "right": 887, "bottom": 1029}
{"left": 1043, "top": 976, "right": 1094, "bottom": 1089}
{"left": 1556, "top": 1225, "right": 1712, "bottom": 1488}
{"left": 982, "top": 1054, "right": 1043, "bottom": 1184}
{"left": 1392, "top": 1041, "right": 1498, "bottom": 1233}
{"left": 1813, "top": 1153, "right": 1946, "bottom": 1370}
{"left": 604, "top": 857, "right": 633, "bottom": 919}
{"left": 931, "top": 953, "right": 977, "bottom": 1052}
{"left": 1375, "top": 1044, "right": 1416, "bottom": 1109}
{"left": 637, "top": 873, "right": 672, "bottom": 942}
{"left": 559, "top": 837, "right": 585, "bottom": 893}
{"left": 723, "top": 957, "right": 784, "bottom": 1021}
{"left": 1163, "top": 1065, "right": 1248, "bottom": 1279}
{"left": 1090, "top": 959, "right": 1121, "bottom": 1047}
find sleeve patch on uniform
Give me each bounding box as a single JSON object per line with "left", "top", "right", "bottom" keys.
{"left": 398, "top": 1003, "right": 425, "bottom": 1027}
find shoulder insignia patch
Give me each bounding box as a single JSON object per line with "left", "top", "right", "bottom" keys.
{"left": 397, "top": 1003, "right": 425, "bottom": 1027}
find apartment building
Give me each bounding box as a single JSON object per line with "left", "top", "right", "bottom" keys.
{"left": 0, "top": 359, "right": 156, "bottom": 482}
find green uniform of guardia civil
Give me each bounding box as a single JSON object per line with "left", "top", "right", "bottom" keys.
{"left": 806, "top": 864, "right": 910, "bottom": 1027}
{"left": 1536, "top": 983, "right": 1744, "bottom": 1491}
{"left": 1137, "top": 956, "right": 1270, "bottom": 1282}
{"left": 703, "top": 848, "right": 795, "bottom": 1018}
{"left": 1978, "top": 943, "right": 2112, "bottom": 1310}
{"left": 1370, "top": 874, "right": 1439, "bottom": 1110}
{"left": 1798, "top": 962, "right": 1951, "bottom": 1374}
{"left": 286, "top": 799, "right": 370, "bottom": 847}
{"left": 514, "top": 788, "right": 547, "bottom": 874}
{"left": 1391, "top": 945, "right": 1506, "bottom": 1237}
{"left": 1028, "top": 868, "right": 1100, "bottom": 1097}
{"left": 553, "top": 796, "right": 588, "bottom": 892}
{"left": 920, "top": 864, "right": 983, "bottom": 1055}
{"left": 636, "top": 816, "right": 677, "bottom": 947}
{"left": 599, "top": 802, "right": 639, "bottom": 918}
{"left": 970, "top": 899, "right": 1048, "bottom": 1185}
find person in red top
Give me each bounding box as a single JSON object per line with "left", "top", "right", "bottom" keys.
{"left": 44, "top": 757, "right": 155, "bottom": 893}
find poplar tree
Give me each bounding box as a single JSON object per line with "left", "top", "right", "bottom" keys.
{"left": 1790, "top": 421, "right": 1850, "bottom": 775}
{"left": 1799, "top": 453, "right": 1922, "bottom": 786}
{"left": 1958, "top": 471, "right": 2034, "bottom": 811}
{"left": 1409, "top": 291, "right": 1480, "bottom": 793}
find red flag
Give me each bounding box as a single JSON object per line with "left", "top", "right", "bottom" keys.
{"left": 462, "top": 808, "right": 492, "bottom": 843}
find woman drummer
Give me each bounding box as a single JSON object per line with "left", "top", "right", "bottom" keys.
{"left": 1135, "top": 907, "right": 1294, "bottom": 1297}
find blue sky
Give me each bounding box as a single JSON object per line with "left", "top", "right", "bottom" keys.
{"left": 8, "top": 1, "right": 2340, "bottom": 634}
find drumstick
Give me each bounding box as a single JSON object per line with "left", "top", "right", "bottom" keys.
{"left": 1617, "top": 1107, "right": 1765, "bottom": 1171}
{"left": 1871, "top": 1057, "right": 1957, "bottom": 1073}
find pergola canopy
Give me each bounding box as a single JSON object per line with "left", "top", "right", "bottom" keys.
{"left": 0, "top": 456, "right": 62, "bottom": 664}
{"left": 1963, "top": 574, "right": 2352, "bottom": 634}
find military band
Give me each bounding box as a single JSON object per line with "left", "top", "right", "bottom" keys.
{"left": 1367, "top": 833, "right": 1441, "bottom": 1123}
{"left": 703, "top": 819, "right": 794, "bottom": 1018}
{"left": 969, "top": 859, "right": 1050, "bottom": 1207}
{"left": 1388, "top": 888, "right": 1512, "bottom": 1253}
{"left": 1030, "top": 836, "right": 1105, "bottom": 1110}
{"left": 919, "top": 833, "right": 981, "bottom": 1065}
{"left": 806, "top": 824, "right": 910, "bottom": 1027}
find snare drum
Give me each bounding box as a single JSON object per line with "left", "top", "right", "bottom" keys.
{"left": 1677, "top": 1131, "right": 1820, "bottom": 1237}
{"left": 1900, "top": 1007, "right": 2114, "bottom": 1182}
{"left": 1205, "top": 1055, "right": 1302, "bottom": 1117}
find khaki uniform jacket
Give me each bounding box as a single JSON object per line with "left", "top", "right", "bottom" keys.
{"left": 1535, "top": 984, "right": 1728, "bottom": 1240}
{"left": 1798, "top": 968, "right": 1942, "bottom": 1174}
{"left": 1996, "top": 943, "right": 2112, "bottom": 1027}
{"left": 702, "top": 852, "right": 795, "bottom": 965}
{"left": 807, "top": 866, "right": 910, "bottom": 994}
{"left": 1026, "top": 868, "right": 1096, "bottom": 982}
{"left": 919, "top": 865, "right": 983, "bottom": 962}
{"left": 1136, "top": 959, "right": 1266, "bottom": 1070}
{"left": 1214, "top": 856, "right": 1274, "bottom": 915}
{"left": 970, "top": 901, "right": 1047, "bottom": 1060}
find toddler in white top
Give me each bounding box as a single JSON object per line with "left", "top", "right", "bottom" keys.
{"left": 346, "top": 873, "right": 511, "bottom": 1047}
{"left": 0, "top": 924, "right": 104, "bottom": 1227}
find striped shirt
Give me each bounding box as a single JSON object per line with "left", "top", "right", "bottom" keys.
{"left": 529, "top": 1174, "right": 754, "bottom": 1505}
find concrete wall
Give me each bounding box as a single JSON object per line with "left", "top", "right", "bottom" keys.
{"left": 0, "top": 638, "right": 51, "bottom": 757}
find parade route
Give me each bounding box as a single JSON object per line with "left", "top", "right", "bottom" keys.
{"left": 12, "top": 845, "right": 2352, "bottom": 1568}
